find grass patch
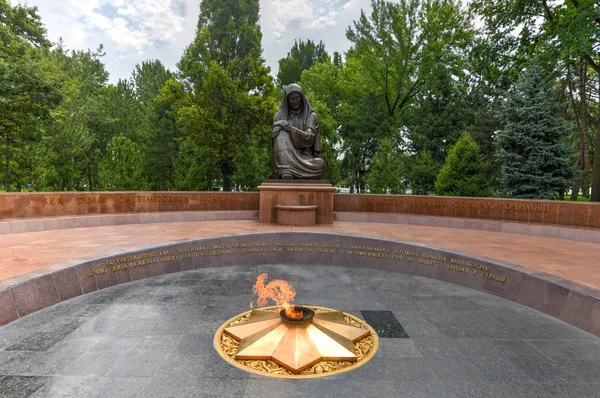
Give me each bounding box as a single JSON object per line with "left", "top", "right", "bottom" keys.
{"left": 563, "top": 194, "right": 590, "bottom": 201}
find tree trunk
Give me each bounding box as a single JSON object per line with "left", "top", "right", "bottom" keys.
{"left": 593, "top": 117, "right": 600, "bottom": 202}
{"left": 570, "top": 62, "right": 591, "bottom": 201}
{"left": 223, "top": 174, "right": 231, "bottom": 192}
{"left": 5, "top": 136, "right": 11, "bottom": 192}
{"left": 592, "top": 77, "right": 600, "bottom": 202}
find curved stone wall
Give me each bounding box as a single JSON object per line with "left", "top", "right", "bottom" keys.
{"left": 334, "top": 194, "right": 600, "bottom": 229}
{"left": 2, "top": 191, "right": 599, "bottom": 230}
{"left": 1, "top": 232, "right": 598, "bottom": 337}
{"left": 0, "top": 211, "right": 258, "bottom": 235}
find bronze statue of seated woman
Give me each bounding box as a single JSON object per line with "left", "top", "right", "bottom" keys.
{"left": 271, "top": 84, "right": 324, "bottom": 179}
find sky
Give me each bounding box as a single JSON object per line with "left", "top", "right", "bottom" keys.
{"left": 18, "top": 0, "right": 374, "bottom": 83}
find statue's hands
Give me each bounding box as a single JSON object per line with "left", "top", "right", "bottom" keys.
{"left": 280, "top": 120, "right": 290, "bottom": 130}
{"left": 302, "top": 130, "right": 314, "bottom": 141}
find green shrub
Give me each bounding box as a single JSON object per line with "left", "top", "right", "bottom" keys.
{"left": 435, "top": 133, "right": 490, "bottom": 197}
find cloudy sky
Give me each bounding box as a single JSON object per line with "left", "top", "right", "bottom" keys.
{"left": 18, "top": 0, "right": 373, "bottom": 83}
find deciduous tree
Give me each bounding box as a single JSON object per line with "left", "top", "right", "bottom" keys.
{"left": 177, "top": 0, "right": 275, "bottom": 191}
{"left": 277, "top": 39, "right": 329, "bottom": 86}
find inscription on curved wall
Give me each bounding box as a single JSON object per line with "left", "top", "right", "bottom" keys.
{"left": 3, "top": 232, "right": 598, "bottom": 337}
{"left": 84, "top": 239, "right": 507, "bottom": 285}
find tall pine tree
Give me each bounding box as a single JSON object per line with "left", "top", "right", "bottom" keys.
{"left": 177, "top": 0, "right": 274, "bottom": 191}
{"left": 495, "top": 63, "right": 575, "bottom": 199}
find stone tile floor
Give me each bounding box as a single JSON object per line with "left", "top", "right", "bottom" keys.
{"left": 0, "top": 264, "right": 598, "bottom": 397}
{"left": 1, "top": 221, "right": 600, "bottom": 291}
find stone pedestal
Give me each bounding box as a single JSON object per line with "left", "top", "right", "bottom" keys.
{"left": 258, "top": 180, "right": 335, "bottom": 225}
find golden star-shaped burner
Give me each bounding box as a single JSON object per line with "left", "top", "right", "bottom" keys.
{"left": 223, "top": 306, "right": 370, "bottom": 373}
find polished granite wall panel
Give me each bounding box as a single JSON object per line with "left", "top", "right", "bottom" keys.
{"left": 333, "top": 195, "right": 600, "bottom": 229}
{"left": 0, "top": 232, "right": 598, "bottom": 338}
{"left": 559, "top": 292, "right": 598, "bottom": 330}
{"left": 0, "top": 290, "right": 18, "bottom": 324}
{"left": 10, "top": 281, "right": 44, "bottom": 317}
{"left": 0, "top": 192, "right": 260, "bottom": 220}
{"left": 34, "top": 275, "right": 61, "bottom": 308}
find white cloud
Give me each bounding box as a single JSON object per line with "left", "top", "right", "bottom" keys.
{"left": 262, "top": 0, "right": 352, "bottom": 42}
{"left": 21, "top": 0, "right": 186, "bottom": 55}
{"left": 260, "top": 0, "right": 372, "bottom": 75}
{"left": 19, "top": 0, "right": 373, "bottom": 82}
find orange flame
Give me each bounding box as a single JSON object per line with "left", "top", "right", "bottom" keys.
{"left": 252, "top": 273, "right": 302, "bottom": 318}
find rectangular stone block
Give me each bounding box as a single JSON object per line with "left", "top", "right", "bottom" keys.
{"left": 13, "top": 194, "right": 33, "bottom": 218}
{"left": 258, "top": 182, "right": 334, "bottom": 225}
{"left": 0, "top": 195, "right": 15, "bottom": 219}
{"left": 516, "top": 277, "right": 549, "bottom": 310}
{"left": 35, "top": 275, "right": 60, "bottom": 307}
{"left": 586, "top": 302, "right": 600, "bottom": 336}
{"left": 11, "top": 281, "right": 44, "bottom": 317}
{"left": 539, "top": 284, "right": 570, "bottom": 317}
{"left": 0, "top": 290, "right": 18, "bottom": 325}
{"left": 572, "top": 203, "right": 590, "bottom": 228}
{"left": 542, "top": 203, "right": 559, "bottom": 225}
{"left": 557, "top": 202, "right": 575, "bottom": 226}
{"left": 558, "top": 291, "right": 597, "bottom": 330}
{"left": 75, "top": 263, "right": 98, "bottom": 294}
{"left": 93, "top": 262, "right": 132, "bottom": 290}
{"left": 588, "top": 204, "right": 600, "bottom": 229}
{"left": 164, "top": 260, "right": 183, "bottom": 275}
{"left": 53, "top": 268, "right": 83, "bottom": 301}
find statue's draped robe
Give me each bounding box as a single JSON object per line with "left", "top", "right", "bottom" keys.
{"left": 272, "top": 87, "right": 324, "bottom": 179}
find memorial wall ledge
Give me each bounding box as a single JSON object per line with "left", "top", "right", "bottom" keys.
{"left": 334, "top": 212, "right": 600, "bottom": 244}
{"left": 1, "top": 192, "right": 599, "bottom": 229}
{"left": 0, "top": 232, "right": 598, "bottom": 337}
{"left": 334, "top": 194, "right": 600, "bottom": 229}
{"left": 0, "top": 211, "right": 258, "bottom": 235}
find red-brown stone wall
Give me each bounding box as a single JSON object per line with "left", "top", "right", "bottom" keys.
{"left": 0, "top": 192, "right": 259, "bottom": 220}
{"left": 334, "top": 194, "right": 600, "bottom": 229}
{"left": 2, "top": 192, "right": 599, "bottom": 230}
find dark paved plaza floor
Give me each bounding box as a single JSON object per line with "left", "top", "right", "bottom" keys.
{"left": 0, "top": 264, "right": 599, "bottom": 398}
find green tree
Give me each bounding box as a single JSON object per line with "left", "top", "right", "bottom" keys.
{"left": 131, "top": 60, "right": 179, "bottom": 190}
{"left": 405, "top": 62, "right": 470, "bottom": 165}
{"left": 405, "top": 150, "right": 438, "bottom": 195}
{"left": 172, "top": 137, "right": 212, "bottom": 191}
{"left": 366, "top": 137, "right": 407, "bottom": 194}
{"left": 98, "top": 134, "right": 146, "bottom": 191}
{"left": 300, "top": 61, "right": 343, "bottom": 185}
{"left": 495, "top": 63, "right": 576, "bottom": 199}
{"left": 435, "top": 133, "right": 490, "bottom": 197}
{"left": 0, "top": 0, "right": 61, "bottom": 191}
{"left": 337, "top": 0, "right": 473, "bottom": 192}
{"left": 471, "top": 0, "right": 600, "bottom": 200}
{"left": 177, "top": 0, "right": 275, "bottom": 191}
{"left": 277, "top": 39, "right": 329, "bottom": 86}
{"left": 42, "top": 46, "right": 109, "bottom": 191}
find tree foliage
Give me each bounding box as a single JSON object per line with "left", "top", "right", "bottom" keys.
{"left": 366, "top": 137, "right": 407, "bottom": 194}
{"left": 277, "top": 39, "right": 329, "bottom": 86}
{"left": 0, "top": 0, "right": 61, "bottom": 191}
{"left": 0, "top": 0, "right": 596, "bottom": 200}
{"left": 435, "top": 133, "right": 490, "bottom": 197}
{"left": 177, "top": 0, "right": 275, "bottom": 191}
{"left": 495, "top": 63, "right": 576, "bottom": 199}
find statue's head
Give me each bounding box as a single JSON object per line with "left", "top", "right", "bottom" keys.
{"left": 285, "top": 84, "right": 304, "bottom": 112}
{"left": 288, "top": 91, "right": 302, "bottom": 111}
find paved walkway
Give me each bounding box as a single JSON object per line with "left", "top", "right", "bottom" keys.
{"left": 1, "top": 264, "right": 598, "bottom": 398}
{"left": 0, "top": 220, "right": 599, "bottom": 292}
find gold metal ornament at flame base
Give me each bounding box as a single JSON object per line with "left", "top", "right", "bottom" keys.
{"left": 214, "top": 306, "right": 379, "bottom": 378}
